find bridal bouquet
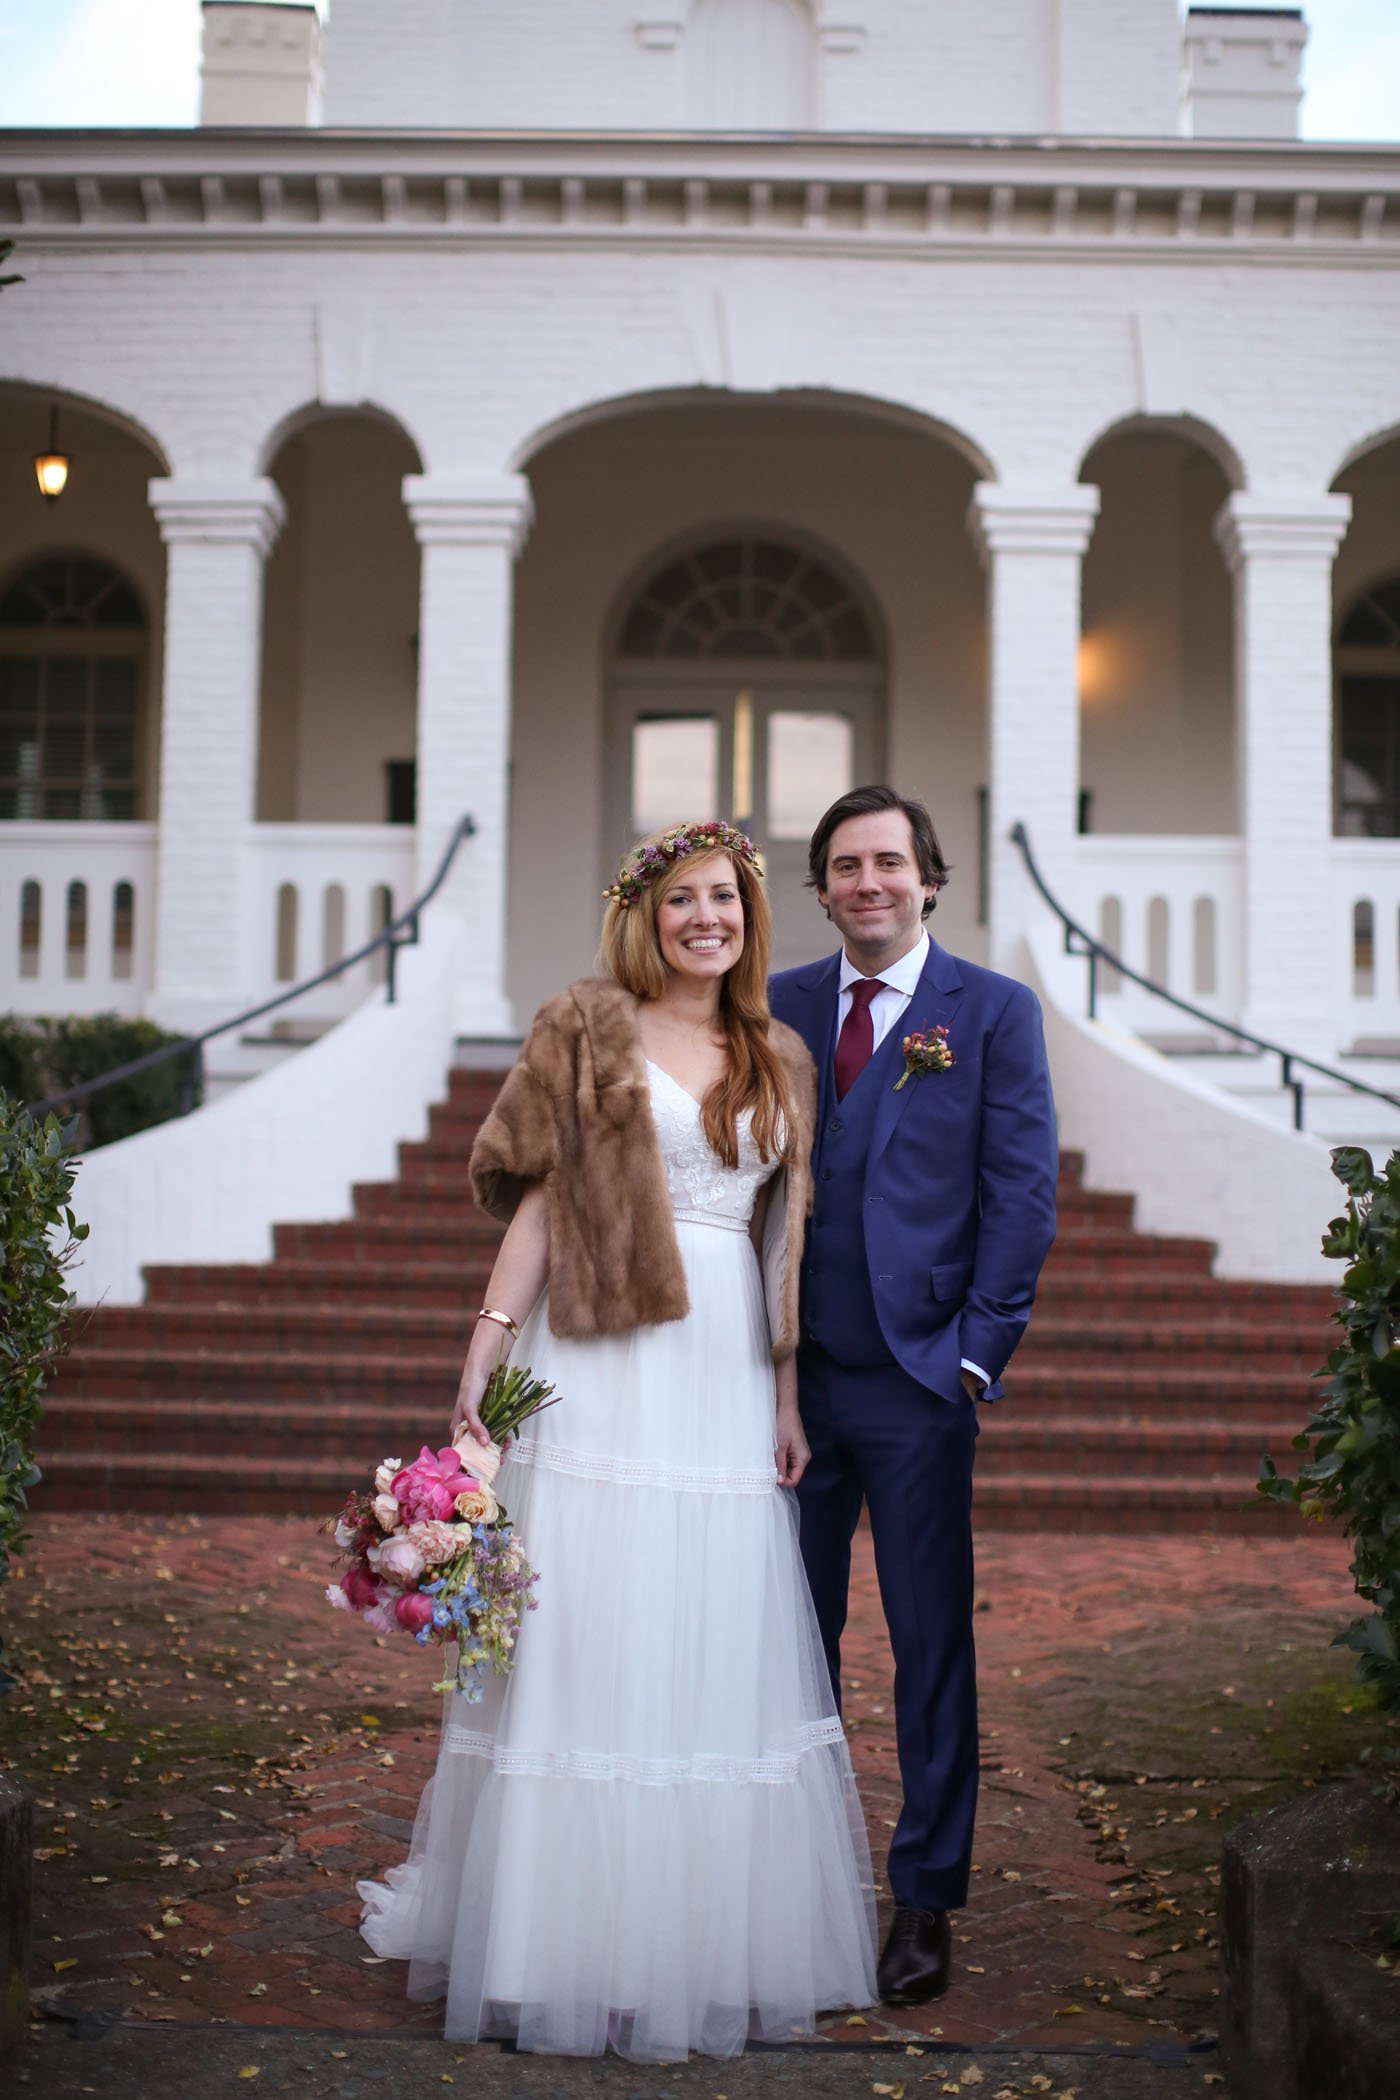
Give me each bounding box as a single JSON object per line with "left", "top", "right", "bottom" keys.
{"left": 325, "top": 1357, "right": 558, "bottom": 1700}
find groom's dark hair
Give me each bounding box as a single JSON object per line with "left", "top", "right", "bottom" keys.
{"left": 806, "top": 785, "right": 950, "bottom": 919}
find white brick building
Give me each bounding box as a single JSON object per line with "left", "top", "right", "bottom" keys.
{"left": 1, "top": 0, "right": 1398, "bottom": 1293}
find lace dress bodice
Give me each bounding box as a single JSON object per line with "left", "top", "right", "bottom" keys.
{"left": 646, "top": 1062, "right": 776, "bottom": 1230}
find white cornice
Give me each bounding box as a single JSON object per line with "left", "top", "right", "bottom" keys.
{"left": 1, "top": 130, "right": 1396, "bottom": 265}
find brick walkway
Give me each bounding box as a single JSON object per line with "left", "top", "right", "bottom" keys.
{"left": 2, "top": 1510, "right": 1388, "bottom": 2087}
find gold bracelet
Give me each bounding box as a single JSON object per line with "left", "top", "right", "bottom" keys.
{"left": 476, "top": 1306, "right": 520, "bottom": 1341}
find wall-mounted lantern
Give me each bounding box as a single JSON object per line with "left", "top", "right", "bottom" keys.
{"left": 34, "top": 406, "right": 70, "bottom": 503}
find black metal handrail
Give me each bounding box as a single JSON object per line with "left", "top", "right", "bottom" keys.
{"left": 26, "top": 814, "right": 476, "bottom": 1122}
{"left": 1011, "top": 820, "right": 1400, "bottom": 1134}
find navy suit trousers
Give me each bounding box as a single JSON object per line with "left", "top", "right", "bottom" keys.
{"left": 796, "top": 1340, "right": 979, "bottom": 1914}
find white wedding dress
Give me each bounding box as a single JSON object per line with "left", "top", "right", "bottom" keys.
{"left": 358, "top": 1062, "right": 877, "bottom": 2060}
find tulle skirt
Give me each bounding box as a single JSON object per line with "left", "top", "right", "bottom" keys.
{"left": 358, "top": 1216, "right": 877, "bottom": 2059}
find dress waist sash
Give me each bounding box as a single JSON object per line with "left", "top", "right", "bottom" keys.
{"left": 671, "top": 1207, "right": 751, "bottom": 1234}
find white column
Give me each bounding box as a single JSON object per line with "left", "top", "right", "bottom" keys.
{"left": 147, "top": 478, "right": 285, "bottom": 1033}
{"left": 1215, "top": 491, "right": 1351, "bottom": 1052}
{"left": 403, "top": 473, "right": 534, "bottom": 1039}
{"left": 968, "top": 483, "right": 1100, "bottom": 975}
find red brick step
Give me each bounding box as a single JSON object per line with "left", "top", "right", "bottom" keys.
{"left": 35, "top": 1070, "right": 1331, "bottom": 1525}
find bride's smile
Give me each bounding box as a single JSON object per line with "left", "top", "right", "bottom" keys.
{"left": 655, "top": 862, "right": 746, "bottom": 980}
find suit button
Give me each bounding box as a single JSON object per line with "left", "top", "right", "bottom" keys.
{"left": 827, "top": 1117, "right": 843, "bottom": 1135}
{"left": 820, "top": 1168, "right": 832, "bottom": 1183}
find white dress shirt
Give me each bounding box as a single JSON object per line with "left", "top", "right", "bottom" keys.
{"left": 834, "top": 929, "right": 990, "bottom": 1393}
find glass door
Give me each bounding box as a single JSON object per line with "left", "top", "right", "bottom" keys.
{"left": 607, "top": 672, "right": 881, "bottom": 970}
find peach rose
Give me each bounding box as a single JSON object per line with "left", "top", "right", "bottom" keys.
{"left": 454, "top": 1486, "right": 498, "bottom": 1525}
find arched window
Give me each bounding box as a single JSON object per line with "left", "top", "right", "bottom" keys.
{"left": 686, "top": 0, "right": 814, "bottom": 129}
{"left": 1336, "top": 576, "right": 1400, "bottom": 838}
{"left": 0, "top": 555, "right": 144, "bottom": 820}
{"left": 618, "top": 536, "right": 875, "bottom": 662}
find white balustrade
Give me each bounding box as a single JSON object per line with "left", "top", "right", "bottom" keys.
{"left": 1062, "top": 837, "right": 1244, "bottom": 1039}
{"left": 244, "top": 824, "right": 417, "bottom": 1024}
{"left": 1330, "top": 841, "right": 1400, "bottom": 1050}
{"left": 1, "top": 822, "right": 416, "bottom": 1028}
{"left": 0, "top": 822, "right": 157, "bottom": 1016}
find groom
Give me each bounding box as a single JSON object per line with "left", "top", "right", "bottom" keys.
{"left": 769, "top": 784, "right": 1057, "bottom": 2005}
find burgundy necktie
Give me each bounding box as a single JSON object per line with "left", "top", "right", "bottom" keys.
{"left": 835, "top": 978, "right": 884, "bottom": 1102}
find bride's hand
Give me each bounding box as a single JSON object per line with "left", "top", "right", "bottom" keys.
{"left": 450, "top": 1361, "right": 492, "bottom": 1449}
{"left": 774, "top": 1400, "right": 810, "bottom": 1490}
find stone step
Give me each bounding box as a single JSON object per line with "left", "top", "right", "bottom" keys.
{"left": 139, "top": 1256, "right": 1335, "bottom": 1320}
{"left": 273, "top": 1213, "right": 1219, "bottom": 1273}
{"left": 47, "top": 1349, "right": 1313, "bottom": 1418}
{"left": 969, "top": 1474, "right": 1307, "bottom": 1535}
{"left": 388, "top": 1149, "right": 1137, "bottom": 1222}
{"left": 82, "top": 1300, "right": 1327, "bottom": 1368}
{"left": 142, "top": 1258, "right": 488, "bottom": 1305}
{"left": 32, "top": 1443, "right": 1309, "bottom": 1531}
{"left": 36, "top": 1397, "right": 1302, "bottom": 1483}
{"left": 973, "top": 1412, "right": 1300, "bottom": 1476}
{"left": 272, "top": 1217, "right": 504, "bottom": 1260}
{"left": 354, "top": 1169, "right": 1133, "bottom": 1222}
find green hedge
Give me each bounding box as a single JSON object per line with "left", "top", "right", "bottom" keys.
{"left": 1260, "top": 1146, "right": 1400, "bottom": 1721}
{"left": 0, "top": 1014, "right": 201, "bottom": 1149}
{"left": 0, "top": 1094, "right": 86, "bottom": 1690}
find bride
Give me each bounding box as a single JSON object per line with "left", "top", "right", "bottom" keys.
{"left": 358, "top": 819, "right": 877, "bottom": 2060}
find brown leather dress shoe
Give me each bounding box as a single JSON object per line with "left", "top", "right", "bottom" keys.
{"left": 877, "top": 1905, "right": 952, "bottom": 2004}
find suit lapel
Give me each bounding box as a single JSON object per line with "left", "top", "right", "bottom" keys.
{"left": 787, "top": 953, "right": 842, "bottom": 1133}
{"left": 868, "top": 936, "right": 966, "bottom": 1168}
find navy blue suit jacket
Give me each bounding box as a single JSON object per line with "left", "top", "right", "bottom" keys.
{"left": 769, "top": 939, "right": 1058, "bottom": 1402}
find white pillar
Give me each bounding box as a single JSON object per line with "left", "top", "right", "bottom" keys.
{"left": 968, "top": 483, "right": 1100, "bottom": 975}
{"left": 403, "top": 473, "right": 534, "bottom": 1040}
{"left": 147, "top": 478, "right": 285, "bottom": 1033}
{"left": 1215, "top": 491, "right": 1351, "bottom": 1052}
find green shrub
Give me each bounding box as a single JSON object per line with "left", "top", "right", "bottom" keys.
{"left": 0, "top": 1094, "right": 87, "bottom": 1690}
{"left": 0, "top": 1013, "right": 200, "bottom": 1149}
{"left": 1259, "top": 1146, "right": 1400, "bottom": 1717}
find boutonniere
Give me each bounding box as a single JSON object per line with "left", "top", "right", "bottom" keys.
{"left": 894, "top": 1025, "right": 954, "bottom": 1091}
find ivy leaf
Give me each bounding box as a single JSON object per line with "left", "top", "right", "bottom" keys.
{"left": 1333, "top": 1148, "right": 1377, "bottom": 1196}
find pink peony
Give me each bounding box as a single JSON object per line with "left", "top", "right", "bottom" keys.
{"left": 376, "top": 1535, "right": 426, "bottom": 1586}
{"left": 340, "top": 1563, "right": 379, "bottom": 1611}
{"left": 394, "top": 1590, "right": 435, "bottom": 1634}
{"left": 392, "top": 1445, "right": 481, "bottom": 1525}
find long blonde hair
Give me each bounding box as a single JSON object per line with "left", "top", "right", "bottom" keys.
{"left": 599, "top": 831, "right": 795, "bottom": 1168}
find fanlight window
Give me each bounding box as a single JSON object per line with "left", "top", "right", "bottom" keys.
{"left": 618, "top": 538, "right": 874, "bottom": 663}
{"left": 0, "top": 555, "right": 144, "bottom": 820}
{"left": 1338, "top": 577, "right": 1400, "bottom": 649}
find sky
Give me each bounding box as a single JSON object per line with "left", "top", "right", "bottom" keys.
{"left": 0, "top": 0, "right": 1396, "bottom": 139}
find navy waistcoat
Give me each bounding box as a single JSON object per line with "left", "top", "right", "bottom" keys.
{"left": 801, "top": 1022, "right": 905, "bottom": 1366}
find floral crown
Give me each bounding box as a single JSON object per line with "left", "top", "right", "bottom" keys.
{"left": 603, "top": 821, "right": 762, "bottom": 909}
